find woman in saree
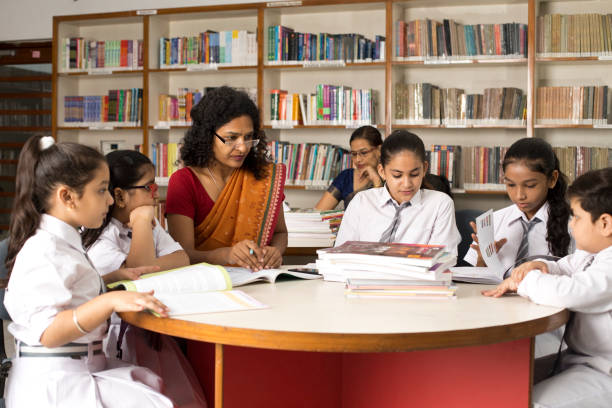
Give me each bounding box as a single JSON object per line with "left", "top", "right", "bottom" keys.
{"left": 165, "top": 86, "right": 287, "bottom": 271}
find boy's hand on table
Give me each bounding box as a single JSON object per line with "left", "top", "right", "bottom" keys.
{"left": 482, "top": 278, "right": 518, "bottom": 298}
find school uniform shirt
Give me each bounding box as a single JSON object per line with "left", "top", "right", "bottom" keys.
{"left": 335, "top": 187, "right": 461, "bottom": 256}
{"left": 464, "top": 202, "right": 552, "bottom": 271}
{"left": 88, "top": 217, "right": 183, "bottom": 275}
{"left": 518, "top": 245, "right": 612, "bottom": 376}
{"left": 4, "top": 214, "right": 173, "bottom": 408}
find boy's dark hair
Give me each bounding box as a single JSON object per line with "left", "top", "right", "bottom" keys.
{"left": 380, "top": 130, "right": 426, "bottom": 167}
{"left": 5, "top": 136, "right": 106, "bottom": 276}
{"left": 502, "top": 137, "right": 570, "bottom": 257}
{"left": 349, "top": 125, "right": 383, "bottom": 147}
{"left": 82, "top": 150, "right": 153, "bottom": 249}
{"left": 180, "top": 86, "right": 269, "bottom": 180}
{"left": 568, "top": 167, "right": 612, "bottom": 223}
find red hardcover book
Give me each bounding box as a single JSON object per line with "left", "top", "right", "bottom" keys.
{"left": 120, "top": 39, "right": 128, "bottom": 67}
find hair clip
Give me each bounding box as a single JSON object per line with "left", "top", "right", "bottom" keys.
{"left": 39, "top": 136, "right": 55, "bottom": 151}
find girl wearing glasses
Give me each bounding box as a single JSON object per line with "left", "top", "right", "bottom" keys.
{"left": 315, "top": 125, "right": 383, "bottom": 210}
{"left": 83, "top": 150, "right": 206, "bottom": 408}
{"left": 165, "top": 86, "right": 287, "bottom": 272}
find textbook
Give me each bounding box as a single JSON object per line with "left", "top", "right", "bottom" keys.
{"left": 108, "top": 263, "right": 320, "bottom": 316}
{"left": 318, "top": 241, "right": 448, "bottom": 268}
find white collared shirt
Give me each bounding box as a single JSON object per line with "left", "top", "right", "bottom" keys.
{"left": 518, "top": 245, "right": 612, "bottom": 375}
{"left": 335, "top": 187, "right": 461, "bottom": 255}
{"left": 88, "top": 217, "right": 183, "bottom": 275}
{"left": 4, "top": 214, "right": 108, "bottom": 345}
{"left": 464, "top": 202, "right": 555, "bottom": 271}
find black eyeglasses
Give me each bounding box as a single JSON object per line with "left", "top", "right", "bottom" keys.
{"left": 214, "top": 131, "right": 260, "bottom": 148}
{"left": 124, "top": 182, "right": 159, "bottom": 196}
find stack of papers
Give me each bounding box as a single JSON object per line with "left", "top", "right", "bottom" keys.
{"left": 345, "top": 278, "right": 457, "bottom": 300}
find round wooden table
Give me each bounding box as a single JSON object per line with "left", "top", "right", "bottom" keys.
{"left": 121, "top": 279, "right": 568, "bottom": 408}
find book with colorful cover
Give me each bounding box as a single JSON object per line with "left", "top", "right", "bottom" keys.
{"left": 318, "top": 241, "right": 447, "bottom": 267}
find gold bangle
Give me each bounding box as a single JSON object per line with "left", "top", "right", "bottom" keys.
{"left": 72, "top": 309, "right": 89, "bottom": 335}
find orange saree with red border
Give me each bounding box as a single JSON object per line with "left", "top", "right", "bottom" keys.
{"left": 194, "top": 163, "right": 285, "bottom": 251}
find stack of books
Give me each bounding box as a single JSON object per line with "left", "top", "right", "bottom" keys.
{"left": 284, "top": 209, "right": 344, "bottom": 247}
{"left": 316, "top": 241, "right": 457, "bottom": 299}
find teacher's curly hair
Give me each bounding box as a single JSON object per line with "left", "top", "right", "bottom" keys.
{"left": 180, "top": 86, "right": 269, "bottom": 180}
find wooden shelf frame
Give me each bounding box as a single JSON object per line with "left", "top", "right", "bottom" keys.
{"left": 51, "top": 0, "right": 612, "bottom": 192}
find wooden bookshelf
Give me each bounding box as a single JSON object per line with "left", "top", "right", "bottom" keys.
{"left": 51, "top": 0, "right": 612, "bottom": 210}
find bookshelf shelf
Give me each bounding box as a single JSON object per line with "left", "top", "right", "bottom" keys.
{"left": 58, "top": 69, "right": 144, "bottom": 77}
{"left": 0, "top": 75, "right": 52, "bottom": 82}
{"left": 0, "top": 110, "right": 51, "bottom": 115}
{"left": 3, "top": 92, "right": 51, "bottom": 99}
{"left": 0, "top": 176, "right": 16, "bottom": 182}
{"left": 0, "top": 192, "right": 15, "bottom": 198}
{"left": 51, "top": 0, "right": 612, "bottom": 210}
{"left": 0, "top": 143, "right": 25, "bottom": 148}
{"left": 150, "top": 66, "right": 257, "bottom": 73}
{"left": 0, "top": 209, "right": 12, "bottom": 214}
{"left": 0, "top": 225, "right": 8, "bottom": 231}
{"left": 0, "top": 126, "right": 51, "bottom": 131}
{"left": 285, "top": 185, "right": 330, "bottom": 191}
{"left": 0, "top": 160, "right": 18, "bottom": 165}
{"left": 392, "top": 58, "right": 527, "bottom": 66}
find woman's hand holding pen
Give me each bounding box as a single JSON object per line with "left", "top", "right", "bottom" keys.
{"left": 228, "top": 240, "right": 264, "bottom": 271}
{"left": 469, "top": 221, "right": 507, "bottom": 267}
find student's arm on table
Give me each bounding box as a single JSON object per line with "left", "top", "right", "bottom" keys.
{"left": 40, "top": 290, "right": 168, "bottom": 348}
{"left": 167, "top": 213, "right": 262, "bottom": 271}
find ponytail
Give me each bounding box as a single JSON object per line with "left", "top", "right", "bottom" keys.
{"left": 503, "top": 138, "right": 571, "bottom": 257}
{"left": 4, "top": 136, "right": 106, "bottom": 278}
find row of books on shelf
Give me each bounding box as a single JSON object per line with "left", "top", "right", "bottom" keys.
{"left": 63, "top": 89, "right": 143, "bottom": 125}
{"left": 443, "top": 145, "right": 612, "bottom": 191}
{"left": 284, "top": 209, "right": 343, "bottom": 247}
{"left": 0, "top": 100, "right": 50, "bottom": 110}
{"left": 156, "top": 87, "right": 257, "bottom": 126}
{"left": 537, "top": 13, "right": 612, "bottom": 57}
{"left": 0, "top": 115, "right": 51, "bottom": 127}
{"left": 60, "top": 38, "right": 144, "bottom": 71}
{"left": 151, "top": 143, "right": 181, "bottom": 179}
{"left": 394, "top": 84, "right": 526, "bottom": 125}
{"left": 270, "top": 86, "right": 377, "bottom": 127}
{"left": 395, "top": 19, "right": 527, "bottom": 60}
{"left": 317, "top": 241, "right": 457, "bottom": 299}
{"left": 267, "top": 26, "right": 385, "bottom": 64}
{"left": 536, "top": 86, "right": 612, "bottom": 124}
{"left": 267, "top": 141, "right": 351, "bottom": 187}
{"left": 159, "top": 30, "right": 257, "bottom": 68}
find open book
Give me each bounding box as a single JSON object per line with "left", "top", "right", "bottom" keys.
{"left": 108, "top": 263, "right": 320, "bottom": 316}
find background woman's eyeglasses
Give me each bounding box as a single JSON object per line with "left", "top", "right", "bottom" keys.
{"left": 349, "top": 148, "right": 375, "bottom": 159}
{"left": 214, "top": 131, "right": 260, "bottom": 148}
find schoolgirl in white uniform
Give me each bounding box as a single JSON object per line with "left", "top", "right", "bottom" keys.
{"left": 464, "top": 138, "right": 572, "bottom": 273}
{"left": 84, "top": 150, "right": 207, "bottom": 408}
{"left": 335, "top": 130, "right": 461, "bottom": 256}
{"left": 484, "top": 167, "right": 612, "bottom": 407}
{"left": 464, "top": 138, "right": 573, "bottom": 358}
{"left": 3, "top": 135, "right": 173, "bottom": 407}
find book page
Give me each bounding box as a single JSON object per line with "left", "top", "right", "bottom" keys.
{"left": 225, "top": 267, "right": 321, "bottom": 287}
{"left": 475, "top": 210, "right": 505, "bottom": 274}
{"left": 154, "top": 290, "right": 268, "bottom": 317}
{"left": 125, "top": 263, "right": 231, "bottom": 293}
{"left": 450, "top": 266, "right": 502, "bottom": 285}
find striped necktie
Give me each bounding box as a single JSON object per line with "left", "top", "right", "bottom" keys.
{"left": 379, "top": 201, "right": 411, "bottom": 243}
{"left": 516, "top": 217, "right": 541, "bottom": 262}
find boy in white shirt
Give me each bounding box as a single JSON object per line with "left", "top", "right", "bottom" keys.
{"left": 484, "top": 167, "right": 612, "bottom": 407}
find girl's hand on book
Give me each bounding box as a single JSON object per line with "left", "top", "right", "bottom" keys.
{"left": 108, "top": 290, "right": 169, "bottom": 317}
{"left": 262, "top": 246, "right": 282, "bottom": 269}
{"left": 481, "top": 278, "right": 518, "bottom": 298}
{"left": 469, "top": 221, "right": 507, "bottom": 267}
{"left": 128, "top": 205, "right": 156, "bottom": 229}
{"left": 105, "top": 265, "right": 161, "bottom": 284}
{"left": 229, "top": 240, "right": 264, "bottom": 271}
{"left": 510, "top": 261, "right": 548, "bottom": 283}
